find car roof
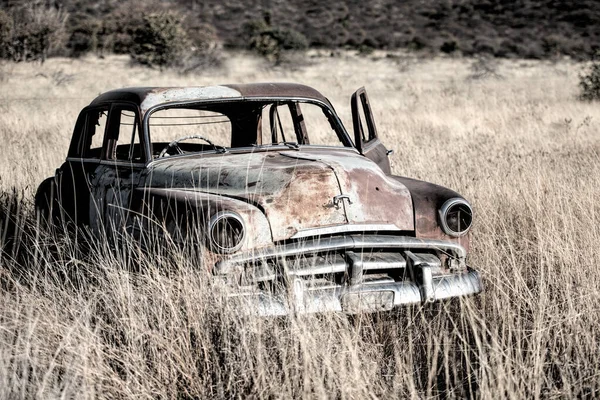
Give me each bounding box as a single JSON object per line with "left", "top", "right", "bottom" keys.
{"left": 88, "top": 83, "right": 331, "bottom": 115}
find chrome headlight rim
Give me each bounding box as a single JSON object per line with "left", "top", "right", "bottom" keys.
{"left": 439, "top": 197, "right": 473, "bottom": 237}
{"left": 208, "top": 211, "right": 246, "bottom": 253}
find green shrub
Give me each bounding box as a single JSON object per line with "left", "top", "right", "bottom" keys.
{"left": 185, "top": 22, "right": 219, "bottom": 52}
{"left": 131, "top": 12, "right": 189, "bottom": 69}
{"left": 0, "top": 10, "right": 12, "bottom": 59}
{"left": 67, "top": 14, "right": 101, "bottom": 57}
{"left": 272, "top": 28, "right": 309, "bottom": 51}
{"left": 440, "top": 40, "right": 458, "bottom": 54}
{"left": 0, "top": 5, "right": 68, "bottom": 63}
{"left": 243, "top": 15, "right": 308, "bottom": 63}
{"left": 408, "top": 36, "right": 429, "bottom": 51}
{"left": 177, "top": 22, "right": 222, "bottom": 73}
{"left": 579, "top": 56, "right": 600, "bottom": 101}
{"left": 98, "top": 4, "right": 148, "bottom": 56}
{"left": 356, "top": 43, "right": 375, "bottom": 56}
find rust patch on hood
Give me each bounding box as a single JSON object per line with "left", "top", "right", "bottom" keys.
{"left": 282, "top": 151, "right": 414, "bottom": 230}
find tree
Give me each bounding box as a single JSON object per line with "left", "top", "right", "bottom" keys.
{"left": 131, "top": 12, "right": 189, "bottom": 69}
{"left": 243, "top": 13, "right": 308, "bottom": 63}
{"left": 1, "top": 4, "right": 68, "bottom": 63}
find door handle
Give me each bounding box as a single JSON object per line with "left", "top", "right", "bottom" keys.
{"left": 386, "top": 149, "right": 394, "bottom": 156}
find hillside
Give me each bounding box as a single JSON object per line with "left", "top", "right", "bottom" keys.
{"left": 193, "top": 0, "right": 600, "bottom": 58}
{"left": 2, "top": 0, "right": 599, "bottom": 59}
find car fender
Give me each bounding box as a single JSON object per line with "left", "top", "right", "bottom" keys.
{"left": 34, "top": 176, "right": 61, "bottom": 226}
{"left": 132, "top": 187, "right": 273, "bottom": 252}
{"left": 391, "top": 176, "right": 471, "bottom": 251}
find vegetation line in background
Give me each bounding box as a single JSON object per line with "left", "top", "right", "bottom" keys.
{"left": 1, "top": 0, "right": 599, "bottom": 68}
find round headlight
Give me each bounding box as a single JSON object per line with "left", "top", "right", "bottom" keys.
{"left": 208, "top": 211, "right": 245, "bottom": 253}
{"left": 439, "top": 198, "right": 473, "bottom": 237}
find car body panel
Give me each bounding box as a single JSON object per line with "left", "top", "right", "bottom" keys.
{"left": 133, "top": 187, "right": 273, "bottom": 252}
{"left": 88, "top": 83, "right": 331, "bottom": 115}
{"left": 146, "top": 148, "right": 414, "bottom": 242}
{"left": 351, "top": 87, "right": 392, "bottom": 173}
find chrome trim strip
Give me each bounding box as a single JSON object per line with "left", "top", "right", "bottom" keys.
{"left": 215, "top": 235, "right": 466, "bottom": 274}
{"left": 428, "top": 268, "right": 482, "bottom": 300}
{"left": 227, "top": 268, "right": 482, "bottom": 316}
{"left": 290, "top": 224, "right": 402, "bottom": 239}
{"left": 66, "top": 157, "right": 146, "bottom": 168}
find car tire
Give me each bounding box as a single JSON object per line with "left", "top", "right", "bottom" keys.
{"left": 34, "top": 177, "right": 62, "bottom": 229}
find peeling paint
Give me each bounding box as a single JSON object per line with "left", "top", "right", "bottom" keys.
{"left": 141, "top": 86, "right": 242, "bottom": 113}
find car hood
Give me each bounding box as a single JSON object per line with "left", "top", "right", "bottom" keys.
{"left": 147, "top": 148, "right": 414, "bottom": 241}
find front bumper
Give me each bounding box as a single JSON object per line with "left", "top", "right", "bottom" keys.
{"left": 214, "top": 235, "right": 483, "bottom": 316}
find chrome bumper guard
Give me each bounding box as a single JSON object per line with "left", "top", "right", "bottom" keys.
{"left": 214, "top": 235, "right": 482, "bottom": 316}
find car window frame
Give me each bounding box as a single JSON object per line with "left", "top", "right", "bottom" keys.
{"left": 68, "top": 105, "right": 110, "bottom": 160}
{"left": 67, "top": 102, "right": 147, "bottom": 166}
{"left": 104, "top": 102, "right": 145, "bottom": 164}
{"left": 143, "top": 97, "right": 355, "bottom": 162}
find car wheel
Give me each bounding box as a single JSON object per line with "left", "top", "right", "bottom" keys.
{"left": 34, "top": 177, "right": 62, "bottom": 229}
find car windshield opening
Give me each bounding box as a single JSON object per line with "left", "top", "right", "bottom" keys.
{"left": 148, "top": 100, "right": 348, "bottom": 158}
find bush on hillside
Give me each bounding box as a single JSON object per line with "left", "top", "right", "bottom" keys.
{"left": 100, "top": 1, "right": 167, "bottom": 56}
{"left": 440, "top": 40, "right": 458, "bottom": 54}
{"left": 175, "top": 22, "right": 222, "bottom": 73}
{"left": 0, "top": 10, "right": 13, "bottom": 59}
{"left": 128, "top": 11, "right": 222, "bottom": 72}
{"left": 579, "top": 55, "right": 600, "bottom": 101}
{"left": 66, "top": 13, "right": 101, "bottom": 57}
{"left": 243, "top": 15, "right": 308, "bottom": 63}
{"left": 184, "top": 22, "right": 219, "bottom": 53}
{"left": 130, "top": 12, "right": 189, "bottom": 69}
{"left": 0, "top": 4, "right": 68, "bottom": 63}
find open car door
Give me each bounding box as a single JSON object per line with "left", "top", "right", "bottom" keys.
{"left": 351, "top": 87, "right": 392, "bottom": 174}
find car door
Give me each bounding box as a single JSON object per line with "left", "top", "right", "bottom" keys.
{"left": 351, "top": 87, "right": 392, "bottom": 174}
{"left": 95, "top": 103, "right": 145, "bottom": 235}
{"left": 58, "top": 106, "right": 108, "bottom": 229}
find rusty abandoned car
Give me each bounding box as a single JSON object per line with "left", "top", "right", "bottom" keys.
{"left": 35, "top": 83, "right": 482, "bottom": 315}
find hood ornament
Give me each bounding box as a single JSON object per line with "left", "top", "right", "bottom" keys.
{"left": 333, "top": 194, "right": 352, "bottom": 207}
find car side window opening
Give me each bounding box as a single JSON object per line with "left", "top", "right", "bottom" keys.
{"left": 78, "top": 107, "right": 108, "bottom": 159}
{"left": 105, "top": 106, "right": 142, "bottom": 162}
{"left": 296, "top": 102, "right": 344, "bottom": 147}
{"left": 263, "top": 103, "right": 296, "bottom": 144}
{"left": 260, "top": 101, "right": 345, "bottom": 147}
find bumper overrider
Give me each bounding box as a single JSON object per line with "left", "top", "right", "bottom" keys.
{"left": 214, "top": 235, "right": 482, "bottom": 316}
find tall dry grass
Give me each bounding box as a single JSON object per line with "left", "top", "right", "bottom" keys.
{"left": 1, "top": 52, "right": 600, "bottom": 398}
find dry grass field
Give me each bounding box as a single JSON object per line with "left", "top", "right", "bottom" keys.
{"left": 1, "top": 52, "right": 600, "bottom": 398}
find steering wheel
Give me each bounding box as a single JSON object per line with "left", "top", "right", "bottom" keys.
{"left": 158, "top": 135, "right": 224, "bottom": 158}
